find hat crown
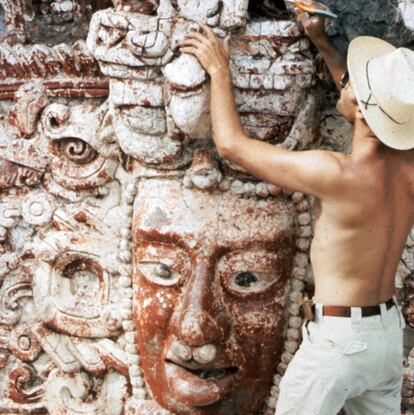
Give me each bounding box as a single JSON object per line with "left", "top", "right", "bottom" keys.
{"left": 348, "top": 36, "right": 414, "bottom": 150}
{"left": 369, "top": 48, "right": 414, "bottom": 124}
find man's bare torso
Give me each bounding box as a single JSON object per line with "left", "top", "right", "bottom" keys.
{"left": 311, "top": 141, "right": 414, "bottom": 306}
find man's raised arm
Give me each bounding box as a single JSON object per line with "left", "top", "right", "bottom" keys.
{"left": 294, "top": 5, "right": 347, "bottom": 90}
{"left": 180, "top": 24, "right": 345, "bottom": 199}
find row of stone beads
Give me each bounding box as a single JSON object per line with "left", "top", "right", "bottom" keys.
{"left": 265, "top": 192, "right": 311, "bottom": 414}
{"left": 117, "top": 179, "right": 147, "bottom": 401}
{"left": 183, "top": 172, "right": 304, "bottom": 198}
{"left": 221, "top": 179, "right": 299, "bottom": 199}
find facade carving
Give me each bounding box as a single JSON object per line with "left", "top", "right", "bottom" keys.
{"left": 0, "top": 0, "right": 413, "bottom": 414}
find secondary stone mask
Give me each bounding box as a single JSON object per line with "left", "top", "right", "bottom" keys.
{"left": 86, "top": 0, "right": 318, "bottom": 169}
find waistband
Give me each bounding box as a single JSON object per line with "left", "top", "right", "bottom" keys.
{"left": 312, "top": 295, "right": 401, "bottom": 326}
{"left": 320, "top": 297, "right": 395, "bottom": 318}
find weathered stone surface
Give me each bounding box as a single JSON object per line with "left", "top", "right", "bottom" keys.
{"left": 323, "top": 0, "right": 414, "bottom": 52}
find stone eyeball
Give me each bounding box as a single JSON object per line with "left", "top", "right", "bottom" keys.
{"left": 234, "top": 271, "right": 258, "bottom": 287}
{"left": 138, "top": 262, "right": 183, "bottom": 286}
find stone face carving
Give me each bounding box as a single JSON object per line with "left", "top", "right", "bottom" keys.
{"left": 6, "top": 0, "right": 406, "bottom": 414}
{"left": 132, "top": 179, "right": 294, "bottom": 414}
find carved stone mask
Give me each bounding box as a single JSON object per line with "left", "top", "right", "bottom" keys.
{"left": 132, "top": 179, "right": 295, "bottom": 414}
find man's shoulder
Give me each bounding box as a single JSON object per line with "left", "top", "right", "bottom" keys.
{"left": 390, "top": 147, "right": 414, "bottom": 169}
{"left": 401, "top": 148, "right": 414, "bottom": 160}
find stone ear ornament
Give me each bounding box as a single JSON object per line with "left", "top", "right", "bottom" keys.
{"left": 10, "top": 82, "right": 49, "bottom": 139}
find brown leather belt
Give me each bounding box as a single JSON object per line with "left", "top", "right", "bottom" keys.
{"left": 322, "top": 298, "right": 395, "bottom": 318}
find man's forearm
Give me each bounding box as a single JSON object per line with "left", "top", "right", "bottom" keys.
{"left": 294, "top": 9, "right": 347, "bottom": 90}
{"left": 209, "top": 69, "right": 247, "bottom": 157}
{"left": 312, "top": 34, "right": 346, "bottom": 90}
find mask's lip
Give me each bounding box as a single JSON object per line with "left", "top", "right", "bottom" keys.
{"left": 164, "top": 360, "right": 239, "bottom": 406}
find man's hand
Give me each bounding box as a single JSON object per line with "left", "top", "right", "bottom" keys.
{"left": 293, "top": 2, "right": 346, "bottom": 90}
{"left": 180, "top": 23, "right": 231, "bottom": 77}
{"left": 294, "top": 5, "right": 327, "bottom": 45}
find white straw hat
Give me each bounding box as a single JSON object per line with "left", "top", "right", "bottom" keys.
{"left": 347, "top": 36, "right": 414, "bottom": 150}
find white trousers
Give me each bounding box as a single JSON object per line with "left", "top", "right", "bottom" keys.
{"left": 276, "top": 298, "right": 406, "bottom": 415}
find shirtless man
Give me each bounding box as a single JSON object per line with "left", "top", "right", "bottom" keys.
{"left": 181, "top": 6, "right": 414, "bottom": 415}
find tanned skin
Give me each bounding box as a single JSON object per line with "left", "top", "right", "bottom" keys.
{"left": 180, "top": 7, "right": 414, "bottom": 307}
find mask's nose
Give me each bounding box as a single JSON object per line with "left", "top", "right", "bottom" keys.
{"left": 169, "top": 259, "right": 231, "bottom": 347}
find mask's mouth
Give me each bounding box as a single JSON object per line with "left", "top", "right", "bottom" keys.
{"left": 179, "top": 365, "right": 238, "bottom": 380}
{"left": 165, "top": 359, "right": 238, "bottom": 379}
{"left": 164, "top": 361, "right": 239, "bottom": 406}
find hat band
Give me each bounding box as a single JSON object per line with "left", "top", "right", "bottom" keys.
{"left": 361, "top": 60, "right": 405, "bottom": 126}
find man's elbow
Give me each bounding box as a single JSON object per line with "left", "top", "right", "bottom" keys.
{"left": 216, "top": 142, "right": 233, "bottom": 160}
{"left": 215, "top": 134, "right": 246, "bottom": 162}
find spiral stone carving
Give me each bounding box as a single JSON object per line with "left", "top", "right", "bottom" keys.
{"left": 60, "top": 138, "right": 98, "bottom": 165}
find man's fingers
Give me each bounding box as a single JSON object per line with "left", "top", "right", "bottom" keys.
{"left": 185, "top": 31, "right": 209, "bottom": 44}
{"left": 223, "top": 35, "right": 231, "bottom": 59}
{"left": 180, "top": 46, "right": 199, "bottom": 57}
{"left": 199, "top": 22, "right": 217, "bottom": 42}
{"left": 294, "top": 8, "right": 313, "bottom": 26}
{"left": 180, "top": 38, "right": 203, "bottom": 48}
{"left": 294, "top": 7, "right": 307, "bottom": 23}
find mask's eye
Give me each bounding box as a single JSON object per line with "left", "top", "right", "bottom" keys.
{"left": 136, "top": 243, "right": 191, "bottom": 287}
{"left": 138, "top": 262, "right": 183, "bottom": 287}
{"left": 230, "top": 270, "right": 279, "bottom": 294}
{"left": 218, "top": 249, "right": 287, "bottom": 298}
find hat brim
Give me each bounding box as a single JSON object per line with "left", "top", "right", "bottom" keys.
{"left": 348, "top": 36, "right": 414, "bottom": 150}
